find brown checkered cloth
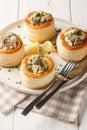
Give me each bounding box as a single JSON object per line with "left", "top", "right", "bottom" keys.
{"left": 0, "top": 79, "right": 87, "bottom": 123}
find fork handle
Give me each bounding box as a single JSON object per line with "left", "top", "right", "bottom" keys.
{"left": 35, "top": 80, "right": 67, "bottom": 109}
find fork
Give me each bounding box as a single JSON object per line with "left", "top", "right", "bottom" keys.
{"left": 35, "top": 62, "right": 77, "bottom": 109}
{"left": 21, "top": 61, "right": 77, "bottom": 115}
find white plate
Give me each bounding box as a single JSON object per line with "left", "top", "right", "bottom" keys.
{"left": 0, "top": 18, "right": 87, "bottom": 94}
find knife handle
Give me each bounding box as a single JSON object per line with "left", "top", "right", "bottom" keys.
{"left": 21, "top": 79, "right": 57, "bottom": 116}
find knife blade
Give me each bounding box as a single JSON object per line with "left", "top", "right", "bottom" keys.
{"left": 68, "top": 56, "right": 87, "bottom": 79}
{"left": 57, "top": 56, "right": 87, "bottom": 81}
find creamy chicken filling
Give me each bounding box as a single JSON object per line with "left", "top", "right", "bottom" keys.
{"left": 64, "top": 29, "right": 86, "bottom": 46}
{"left": 0, "top": 33, "right": 18, "bottom": 50}
{"left": 29, "top": 11, "right": 51, "bottom": 25}
{"left": 27, "top": 55, "right": 49, "bottom": 74}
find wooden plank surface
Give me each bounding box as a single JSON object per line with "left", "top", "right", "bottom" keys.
{"left": 71, "top": 0, "right": 87, "bottom": 29}
{"left": 0, "top": 0, "right": 87, "bottom": 130}
{"left": 19, "top": 0, "right": 70, "bottom": 21}
{"left": 79, "top": 108, "right": 87, "bottom": 130}
{"left": 0, "top": 108, "right": 14, "bottom": 130}
{"left": 79, "top": 98, "right": 87, "bottom": 130}
{"left": 0, "top": 0, "right": 18, "bottom": 30}
{"left": 14, "top": 108, "right": 67, "bottom": 130}
{"left": 13, "top": 108, "right": 78, "bottom": 130}
{"left": 0, "top": 0, "right": 18, "bottom": 129}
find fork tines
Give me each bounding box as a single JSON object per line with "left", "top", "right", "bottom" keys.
{"left": 60, "top": 61, "right": 77, "bottom": 77}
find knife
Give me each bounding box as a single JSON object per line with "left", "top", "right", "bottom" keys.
{"left": 57, "top": 56, "right": 87, "bottom": 81}
{"left": 68, "top": 56, "right": 87, "bottom": 79}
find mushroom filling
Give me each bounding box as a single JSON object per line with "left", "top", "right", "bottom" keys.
{"left": 27, "top": 55, "right": 49, "bottom": 74}
{"left": 64, "top": 29, "right": 86, "bottom": 46}
{"left": 29, "top": 11, "right": 51, "bottom": 25}
{"left": 0, "top": 33, "right": 18, "bottom": 50}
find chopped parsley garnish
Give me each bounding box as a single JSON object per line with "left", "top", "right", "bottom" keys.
{"left": 35, "top": 11, "right": 44, "bottom": 18}
{"left": 16, "top": 82, "right": 18, "bottom": 84}
{"left": 17, "top": 25, "right": 21, "bottom": 28}
{"left": 8, "top": 69, "right": 11, "bottom": 72}
{"left": 19, "top": 81, "right": 21, "bottom": 85}
{"left": 27, "top": 66, "right": 33, "bottom": 72}
{"left": 16, "top": 81, "right": 21, "bottom": 85}
{"left": 59, "top": 64, "right": 63, "bottom": 67}
{"left": 36, "top": 12, "right": 41, "bottom": 17}
{"left": 40, "top": 11, "right": 44, "bottom": 17}
{"left": 74, "top": 29, "right": 82, "bottom": 35}
{"left": 56, "top": 28, "right": 61, "bottom": 33}
{"left": 55, "top": 68, "right": 60, "bottom": 71}
{"left": 48, "top": 51, "right": 51, "bottom": 54}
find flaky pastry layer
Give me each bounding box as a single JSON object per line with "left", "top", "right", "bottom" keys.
{"left": 56, "top": 27, "right": 87, "bottom": 61}
{"left": 24, "top": 11, "right": 56, "bottom": 42}
{"left": 20, "top": 54, "right": 55, "bottom": 89}
{"left": 0, "top": 33, "right": 25, "bottom": 67}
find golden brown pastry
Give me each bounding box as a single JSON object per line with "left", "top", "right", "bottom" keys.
{"left": 24, "top": 11, "right": 56, "bottom": 42}
{"left": 0, "top": 33, "right": 25, "bottom": 67}
{"left": 56, "top": 27, "right": 87, "bottom": 61}
{"left": 20, "top": 54, "right": 55, "bottom": 89}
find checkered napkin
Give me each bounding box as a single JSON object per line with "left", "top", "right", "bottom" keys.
{"left": 0, "top": 79, "right": 87, "bottom": 123}
{"left": 0, "top": 82, "right": 28, "bottom": 114}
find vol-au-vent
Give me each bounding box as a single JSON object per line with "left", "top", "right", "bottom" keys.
{"left": 0, "top": 33, "right": 25, "bottom": 67}
{"left": 20, "top": 54, "right": 55, "bottom": 89}
{"left": 24, "top": 11, "right": 56, "bottom": 42}
{"left": 56, "top": 27, "right": 87, "bottom": 61}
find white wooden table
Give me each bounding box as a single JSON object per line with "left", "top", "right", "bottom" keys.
{"left": 0, "top": 0, "right": 87, "bottom": 130}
